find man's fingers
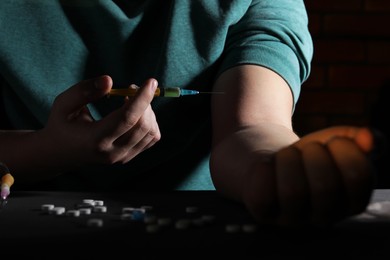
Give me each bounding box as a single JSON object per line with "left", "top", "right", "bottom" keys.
{"left": 294, "top": 126, "right": 374, "bottom": 153}
{"left": 301, "top": 142, "right": 345, "bottom": 225}
{"left": 276, "top": 146, "right": 310, "bottom": 226}
{"left": 327, "top": 137, "right": 374, "bottom": 215}
{"left": 53, "top": 75, "right": 112, "bottom": 115}
{"left": 122, "top": 78, "right": 158, "bottom": 119}
{"left": 103, "top": 78, "right": 157, "bottom": 136}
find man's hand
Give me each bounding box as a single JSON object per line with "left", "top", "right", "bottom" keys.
{"left": 242, "top": 126, "right": 374, "bottom": 227}
{"left": 43, "top": 75, "right": 161, "bottom": 167}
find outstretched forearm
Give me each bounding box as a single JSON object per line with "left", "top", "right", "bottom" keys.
{"left": 209, "top": 64, "right": 297, "bottom": 202}
{"left": 209, "top": 65, "right": 374, "bottom": 226}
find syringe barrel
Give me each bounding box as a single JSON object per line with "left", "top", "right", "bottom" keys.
{"left": 1, "top": 173, "right": 14, "bottom": 187}
{"left": 109, "top": 87, "right": 177, "bottom": 97}
{"left": 159, "top": 87, "right": 181, "bottom": 97}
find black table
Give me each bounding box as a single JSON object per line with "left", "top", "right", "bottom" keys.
{"left": 1, "top": 190, "right": 390, "bottom": 257}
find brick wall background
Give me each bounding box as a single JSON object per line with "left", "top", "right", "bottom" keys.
{"left": 293, "top": 0, "right": 390, "bottom": 136}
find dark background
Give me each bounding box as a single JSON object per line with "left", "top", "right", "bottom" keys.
{"left": 294, "top": 0, "right": 390, "bottom": 137}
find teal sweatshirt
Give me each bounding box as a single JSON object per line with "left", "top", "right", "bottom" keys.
{"left": 0, "top": 0, "right": 313, "bottom": 191}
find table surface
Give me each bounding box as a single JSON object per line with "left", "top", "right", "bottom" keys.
{"left": 1, "top": 189, "right": 390, "bottom": 257}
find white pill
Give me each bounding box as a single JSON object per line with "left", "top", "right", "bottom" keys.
{"left": 225, "top": 224, "right": 241, "bottom": 233}
{"left": 79, "top": 208, "right": 92, "bottom": 215}
{"left": 93, "top": 200, "right": 104, "bottom": 206}
{"left": 366, "top": 201, "right": 390, "bottom": 217}
{"left": 242, "top": 224, "right": 258, "bottom": 233}
{"left": 50, "top": 207, "right": 66, "bottom": 215}
{"left": 75, "top": 203, "right": 94, "bottom": 209}
{"left": 157, "top": 217, "right": 172, "bottom": 226}
{"left": 66, "top": 210, "right": 80, "bottom": 217}
{"left": 175, "top": 219, "right": 191, "bottom": 230}
{"left": 201, "top": 215, "right": 216, "bottom": 224}
{"left": 82, "top": 199, "right": 95, "bottom": 205}
{"left": 185, "top": 206, "right": 199, "bottom": 213}
{"left": 192, "top": 218, "right": 205, "bottom": 227}
{"left": 120, "top": 213, "right": 133, "bottom": 221}
{"left": 145, "top": 224, "right": 160, "bottom": 233}
{"left": 122, "top": 207, "right": 146, "bottom": 214}
{"left": 93, "top": 206, "right": 107, "bottom": 213}
{"left": 87, "top": 218, "right": 103, "bottom": 227}
{"left": 122, "top": 207, "right": 136, "bottom": 213}
{"left": 144, "top": 215, "right": 157, "bottom": 224}
{"left": 140, "top": 205, "right": 153, "bottom": 211}
{"left": 41, "top": 204, "right": 55, "bottom": 212}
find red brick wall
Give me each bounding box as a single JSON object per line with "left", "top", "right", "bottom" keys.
{"left": 293, "top": 0, "right": 390, "bottom": 135}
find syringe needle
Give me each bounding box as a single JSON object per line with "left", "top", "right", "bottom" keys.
{"left": 199, "top": 91, "right": 225, "bottom": 95}
{"left": 180, "top": 90, "right": 225, "bottom": 95}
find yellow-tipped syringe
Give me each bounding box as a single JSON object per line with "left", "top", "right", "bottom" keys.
{"left": 109, "top": 87, "right": 223, "bottom": 97}
{"left": 0, "top": 163, "right": 14, "bottom": 208}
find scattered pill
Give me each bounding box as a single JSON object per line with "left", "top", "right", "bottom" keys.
{"left": 66, "top": 210, "right": 80, "bottom": 217}
{"left": 93, "top": 200, "right": 104, "bottom": 206}
{"left": 41, "top": 204, "right": 55, "bottom": 212}
{"left": 145, "top": 224, "right": 160, "bottom": 233}
{"left": 93, "top": 206, "right": 107, "bottom": 213}
{"left": 157, "top": 217, "right": 172, "bottom": 226}
{"left": 87, "top": 218, "right": 103, "bottom": 227}
{"left": 79, "top": 208, "right": 92, "bottom": 215}
{"left": 120, "top": 213, "right": 133, "bottom": 221}
{"left": 366, "top": 201, "right": 390, "bottom": 218}
{"left": 175, "top": 219, "right": 191, "bottom": 230}
{"left": 185, "top": 206, "right": 199, "bottom": 214}
{"left": 242, "top": 224, "right": 258, "bottom": 233}
{"left": 144, "top": 215, "right": 157, "bottom": 224}
{"left": 225, "top": 224, "right": 241, "bottom": 233}
{"left": 50, "top": 207, "right": 66, "bottom": 215}
{"left": 201, "top": 215, "right": 216, "bottom": 224}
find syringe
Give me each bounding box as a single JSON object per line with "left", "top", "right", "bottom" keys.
{"left": 0, "top": 163, "right": 14, "bottom": 208}
{"left": 109, "top": 87, "right": 223, "bottom": 97}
